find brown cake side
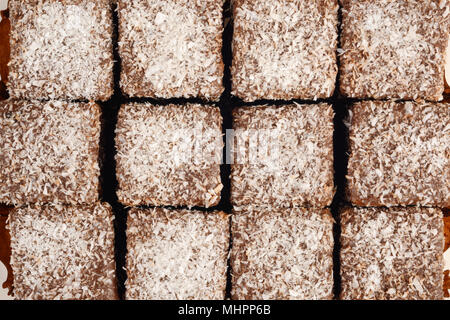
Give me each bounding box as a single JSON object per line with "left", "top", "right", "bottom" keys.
{"left": 230, "top": 103, "right": 335, "bottom": 208}
{"left": 115, "top": 103, "right": 223, "bottom": 207}
{"left": 7, "top": 0, "right": 114, "bottom": 101}
{"left": 339, "top": 0, "right": 450, "bottom": 101}
{"left": 231, "top": 206, "right": 334, "bottom": 300}
{"left": 125, "top": 208, "right": 229, "bottom": 300}
{"left": 0, "top": 9, "right": 9, "bottom": 100}
{"left": 8, "top": 203, "right": 118, "bottom": 300}
{"left": 346, "top": 100, "right": 450, "bottom": 207}
{"left": 340, "top": 207, "right": 443, "bottom": 300}
{"left": 231, "top": 0, "right": 338, "bottom": 102}
{"left": 117, "top": 0, "right": 224, "bottom": 100}
{"left": 0, "top": 208, "right": 12, "bottom": 297}
{"left": 444, "top": 215, "right": 450, "bottom": 298}
{"left": 0, "top": 100, "right": 102, "bottom": 205}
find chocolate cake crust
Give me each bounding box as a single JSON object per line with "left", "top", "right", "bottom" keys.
{"left": 117, "top": 0, "right": 224, "bottom": 100}
{"left": 7, "top": 0, "right": 114, "bottom": 101}
{"left": 230, "top": 103, "right": 335, "bottom": 208}
{"left": 346, "top": 100, "right": 450, "bottom": 207}
{"left": 340, "top": 207, "right": 444, "bottom": 300}
{"left": 115, "top": 103, "right": 223, "bottom": 207}
{"left": 339, "top": 0, "right": 450, "bottom": 101}
{"left": 7, "top": 203, "right": 117, "bottom": 300}
{"left": 231, "top": 0, "right": 338, "bottom": 102}
{"left": 231, "top": 206, "right": 334, "bottom": 300}
{"left": 125, "top": 208, "right": 229, "bottom": 300}
{"left": 0, "top": 100, "right": 101, "bottom": 205}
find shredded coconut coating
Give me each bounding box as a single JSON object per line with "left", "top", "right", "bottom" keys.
{"left": 340, "top": 207, "right": 443, "bottom": 300}
{"left": 339, "top": 0, "right": 450, "bottom": 101}
{"left": 0, "top": 100, "right": 101, "bottom": 206}
{"left": 125, "top": 208, "right": 229, "bottom": 300}
{"left": 7, "top": 203, "right": 117, "bottom": 300}
{"left": 231, "top": 103, "right": 335, "bottom": 208}
{"left": 115, "top": 103, "right": 223, "bottom": 207}
{"left": 231, "top": 0, "right": 338, "bottom": 102}
{"left": 117, "top": 0, "right": 224, "bottom": 100}
{"left": 231, "top": 206, "right": 334, "bottom": 300}
{"left": 7, "top": 0, "right": 114, "bottom": 101}
{"left": 346, "top": 100, "right": 450, "bottom": 207}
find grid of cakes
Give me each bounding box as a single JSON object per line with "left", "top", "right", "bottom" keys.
{"left": 0, "top": 0, "right": 449, "bottom": 301}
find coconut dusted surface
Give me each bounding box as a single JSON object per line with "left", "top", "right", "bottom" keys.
{"left": 339, "top": 0, "right": 450, "bottom": 101}
{"left": 346, "top": 100, "right": 450, "bottom": 207}
{"left": 7, "top": 0, "right": 113, "bottom": 101}
{"left": 231, "top": 0, "right": 338, "bottom": 102}
{"left": 115, "top": 103, "right": 223, "bottom": 207}
{"left": 231, "top": 206, "right": 334, "bottom": 300}
{"left": 125, "top": 208, "right": 229, "bottom": 300}
{"left": 231, "top": 104, "right": 335, "bottom": 208}
{"left": 8, "top": 203, "right": 117, "bottom": 300}
{"left": 117, "top": 0, "right": 224, "bottom": 100}
{"left": 0, "top": 100, "right": 101, "bottom": 206}
{"left": 340, "top": 207, "right": 443, "bottom": 300}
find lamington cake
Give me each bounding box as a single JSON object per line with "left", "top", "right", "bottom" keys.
{"left": 117, "top": 0, "right": 224, "bottom": 100}
{"left": 346, "top": 100, "right": 450, "bottom": 207}
{"left": 115, "top": 103, "right": 223, "bottom": 207}
{"left": 7, "top": 203, "right": 117, "bottom": 300}
{"left": 231, "top": 206, "right": 334, "bottom": 300}
{"left": 7, "top": 0, "right": 114, "bottom": 101}
{"left": 339, "top": 0, "right": 450, "bottom": 101}
{"left": 231, "top": 0, "right": 339, "bottom": 101}
{"left": 0, "top": 100, "right": 102, "bottom": 205}
{"left": 125, "top": 208, "right": 229, "bottom": 300}
{"left": 340, "top": 207, "right": 443, "bottom": 300}
{"left": 230, "top": 104, "right": 335, "bottom": 208}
